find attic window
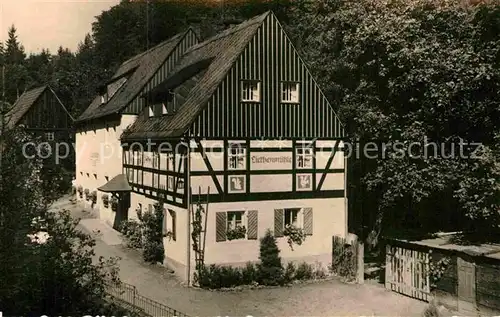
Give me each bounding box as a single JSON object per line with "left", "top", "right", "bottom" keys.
{"left": 241, "top": 80, "right": 260, "bottom": 102}
{"left": 282, "top": 82, "right": 299, "bottom": 103}
{"left": 162, "top": 103, "right": 168, "bottom": 115}
{"left": 148, "top": 106, "right": 154, "bottom": 118}
{"left": 100, "top": 93, "right": 108, "bottom": 104}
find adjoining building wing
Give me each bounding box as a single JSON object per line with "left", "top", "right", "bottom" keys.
{"left": 76, "top": 29, "right": 199, "bottom": 122}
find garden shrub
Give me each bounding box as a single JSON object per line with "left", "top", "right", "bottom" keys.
{"left": 295, "top": 262, "right": 314, "bottom": 280}
{"left": 139, "top": 202, "right": 164, "bottom": 264}
{"left": 120, "top": 220, "right": 143, "bottom": 249}
{"left": 194, "top": 264, "right": 245, "bottom": 289}
{"left": 241, "top": 262, "right": 258, "bottom": 285}
{"left": 257, "top": 229, "right": 284, "bottom": 286}
{"left": 283, "top": 262, "right": 296, "bottom": 284}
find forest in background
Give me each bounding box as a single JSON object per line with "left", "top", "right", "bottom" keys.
{"left": 0, "top": 0, "right": 499, "bottom": 246}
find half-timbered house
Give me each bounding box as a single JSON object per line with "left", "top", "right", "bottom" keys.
{"left": 4, "top": 85, "right": 75, "bottom": 169}
{"left": 121, "top": 11, "right": 346, "bottom": 283}
{"left": 74, "top": 29, "right": 199, "bottom": 227}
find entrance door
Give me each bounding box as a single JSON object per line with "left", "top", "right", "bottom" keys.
{"left": 457, "top": 256, "right": 477, "bottom": 315}
{"left": 113, "top": 193, "right": 130, "bottom": 231}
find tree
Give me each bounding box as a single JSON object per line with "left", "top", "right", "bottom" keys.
{"left": 3, "top": 25, "right": 28, "bottom": 103}
{"left": 289, "top": 0, "right": 500, "bottom": 245}
{"left": 0, "top": 127, "right": 125, "bottom": 315}
{"left": 257, "top": 229, "right": 283, "bottom": 285}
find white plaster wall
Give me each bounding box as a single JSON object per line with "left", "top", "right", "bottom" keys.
{"left": 202, "top": 197, "right": 346, "bottom": 267}
{"left": 75, "top": 114, "right": 137, "bottom": 221}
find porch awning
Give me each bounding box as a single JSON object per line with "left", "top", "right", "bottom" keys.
{"left": 97, "top": 174, "right": 132, "bottom": 193}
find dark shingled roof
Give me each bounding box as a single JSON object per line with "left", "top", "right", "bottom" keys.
{"left": 121, "top": 11, "right": 270, "bottom": 140}
{"left": 98, "top": 174, "right": 132, "bottom": 193}
{"left": 76, "top": 30, "right": 192, "bottom": 123}
{"left": 4, "top": 85, "right": 74, "bottom": 129}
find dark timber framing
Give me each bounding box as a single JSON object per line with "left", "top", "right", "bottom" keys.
{"left": 120, "top": 12, "right": 346, "bottom": 208}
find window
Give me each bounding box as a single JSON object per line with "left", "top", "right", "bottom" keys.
{"left": 100, "top": 94, "right": 107, "bottom": 104}
{"left": 168, "top": 176, "right": 174, "bottom": 190}
{"left": 296, "top": 146, "right": 313, "bottom": 168}
{"left": 152, "top": 153, "right": 159, "bottom": 169}
{"left": 241, "top": 80, "right": 260, "bottom": 102}
{"left": 177, "top": 179, "right": 184, "bottom": 190}
{"left": 137, "top": 152, "right": 143, "bottom": 165}
{"left": 93, "top": 174, "right": 97, "bottom": 180}
{"left": 105, "top": 176, "right": 109, "bottom": 182}
{"left": 281, "top": 82, "right": 299, "bottom": 103}
{"left": 152, "top": 174, "right": 158, "bottom": 188}
{"left": 137, "top": 170, "right": 143, "bottom": 184}
{"left": 284, "top": 208, "right": 301, "bottom": 227}
{"left": 148, "top": 106, "right": 154, "bottom": 118}
{"left": 228, "top": 143, "right": 246, "bottom": 170}
{"left": 46, "top": 132, "right": 54, "bottom": 141}
{"left": 162, "top": 103, "right": 168, "bottom": 115}
{"left": 274, "top": 208, "right": 313, "bottom": 238}
{"left": 227, "top": 211, "right": 244, "bottom": 231}
{"left": 167, "top": 153, "right": 174, "bottom": 170}
{"left": 169, "top": 209, "right": 177, "bottom": 241}
{"left": 137, "top": 203, "right": 142, "bottom": 214}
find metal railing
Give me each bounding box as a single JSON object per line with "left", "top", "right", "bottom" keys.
{"left": 106, "top": 281, "right": 191, "bottom": 317}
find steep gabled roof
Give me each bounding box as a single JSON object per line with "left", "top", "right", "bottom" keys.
{"left": 121, "top": 11, "right": 270, "bottom": 140}
{"left": 76, "top": 30, "right": 193, "bottom": 122}
{"left": 4, "top": 85, "right": 74, "bottom": 129}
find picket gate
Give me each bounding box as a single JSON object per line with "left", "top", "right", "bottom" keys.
{"left": 385, "top": 244, "right": 431, "bottom": 301}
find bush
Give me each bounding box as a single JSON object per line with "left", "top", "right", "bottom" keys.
{"left": 283, "top": 262, "right": 296, "bottom": 284}
{"left": 101, "top": 194, "right": 109, "bottom": 208}
{"left": 257, "top": 229, "right": 283, "bottom": 286}
{"left": 139, "top": 202, "right": 164, "bottom": 264}
{"left": 120, "top": 220, "right": 143, "bottom": 249}
{"left": 241, "top": 262, "right": 258, "bottom": 285}
{"left": 194, "top": 264, "right": 246, "bottom": 289}
{"left": 295, "top": 262, "right": 314, "bottom": 280}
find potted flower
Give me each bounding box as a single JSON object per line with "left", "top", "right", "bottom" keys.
{"left": 283, "top": 224, "right": 307, "bottom": 251}
{"left": 84, "top": 188, "right": 90, "bottom": 201}
{"left": 90, "top": 191, "right": 97, "bottom": 206}
{"left": 77, "top": 185, "right": 83, "bottom": 198}
{"left": 111, "top": 196, "right": 119, "bottom": 211}
{"left": 102, "top": 194, "right": 109, "bottom": 208}
{"left": 227, "top": 226, "right": 246, "bottom": 241}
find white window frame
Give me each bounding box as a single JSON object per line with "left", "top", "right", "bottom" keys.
{"left": 167, "top": 176, "right": 174, "bottom": 190}
{"left": 281, "top": 82, "right": 300, "bottom": 103}
{"left": 226, "top": 210, "right": 247, "bottom": 239}
{"left": 284, "top": 208, "right": 303, "bottom": 229}
{"left": 46, "top": 132, "right": 55, "bottom": 141}
{"left": 228, "top": 143, "right": 246, "bottom": 170}
{"left": 296, "top": 145, "right": 313, "bottom": 169}
{"left": 241, "top": 80, "right": 261, "bottom": 102}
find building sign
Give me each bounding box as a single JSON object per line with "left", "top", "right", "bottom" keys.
{"left": 229, "top": 176, "right": 245, "bottom": 193}
{"left": 250, "top": 153, "right": 292, "bottom": 170}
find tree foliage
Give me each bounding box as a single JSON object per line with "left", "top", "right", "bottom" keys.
{"left": 0, "top": 128, "right": 123, "bottom": 315}
{"left": 290, "top": 0, "right": 500, "bottom": 244}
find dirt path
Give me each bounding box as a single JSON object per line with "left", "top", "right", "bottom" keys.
{"left": 55, "top": 196, "right": 427, "bottom": 316}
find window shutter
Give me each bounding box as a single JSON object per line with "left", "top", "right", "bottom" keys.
{"left": 303, "top": 208, "right": 313, "bottom": 235}
{"left": 274, "top": 209, "right": 284, "bottom": 237}
{"left": 162, "top": 208, "right": 167, "bottom": 235}
{"left": 247, "top": 210, "right": 258, "bottom": 240}
{"left": 216, "top": 212, "right": 227, "bottom": 242}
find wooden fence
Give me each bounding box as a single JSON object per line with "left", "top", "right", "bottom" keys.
{"left": 385, "top": 244, "right": 431, "bottom": 301}
{"left": 331, "top": 235, "right": 359, "bottom": 282}
{"left": 106, "top": 281, "right": 191, "bottom": 317}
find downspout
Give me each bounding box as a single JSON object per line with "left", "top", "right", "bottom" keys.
{"left": 185, "top": 138, "right": 191, "bottom": 285}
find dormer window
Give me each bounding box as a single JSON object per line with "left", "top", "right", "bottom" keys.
{"left": 241, "top": 80, "right": 260, "bottom": 102}
{"left": 100, "top": 93, "right": 108, "bottom": 104}
{"left": 281, "top": 82, "right": 300, "bottom": 103}
{"left": 148, "top": 106, "right": 154, "bottom": 118}
{"left": 162, "top": 103, "right": 168, "bottom": 115}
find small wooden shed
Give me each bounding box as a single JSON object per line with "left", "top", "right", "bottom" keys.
{"left": 385, "top": 234, "right": 500, "bottom": 316}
